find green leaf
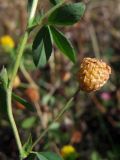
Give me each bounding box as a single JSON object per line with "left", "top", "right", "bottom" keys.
{"left": 32, "top": 26, "right": 52, "bottom": 67}
{"left": 0, "top": 67, "right": 8, "bottom": 89}
{"left": 12, "top": 93, "right": 35, "bottom": 112}
{"left": 23, "top": 134, "right": 33, "bottom": 157}
{"left": 36, "top": 152, "right": 63, "bottom": 160}
{"left": 50, "top": 26, "right": 76, "bottom": 63}
{"left": 50, "top": 0, "right": 60, "bottom": 5}
{"left": 21, "top": 116, "right": 37, "bottom": 129}
{"left": 33, "top": 40, "right": 46, "bottom": 67}
{"left": 48, "top": 2, "right": 86, "bottom": 25}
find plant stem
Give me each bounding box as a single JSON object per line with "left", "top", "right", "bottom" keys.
{"left": 6, "top": 32, "right": 29, "bottom": 159}
{"left": 6, "top": 0, "right": 39, "bottom": 158}
{"left": 32, "top": 97, "right": 74, "bottom": 149}
{"left": 9, "top": 32, "right": 29, "bottom": 89}
{"left": 6, "top": 0, "right": 67, "bottom": 157}
{"left": 7, "top": 89, "right": 23, "bottom": 155}
{"left": 32, "top": 88, "right": 80, "bottom": 149}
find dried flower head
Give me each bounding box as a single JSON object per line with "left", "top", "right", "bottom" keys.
{"left": 0, "top": 35, "right": 15, "bottom": 49}
{"left": 78, "top": 57, "right": 111, "bottom": 92}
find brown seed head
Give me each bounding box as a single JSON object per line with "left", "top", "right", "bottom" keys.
{"left": 78, "top": 57, "right": 111, "bottom": 92}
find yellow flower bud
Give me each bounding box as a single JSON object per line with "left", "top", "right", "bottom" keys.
{"left": 61, "top": 145, "right": 76, "bottom": 158}
{"left": 78, "top": 57, "right": 111, "bottom": 92}
{"left": 0, "top": 35, "right": 15, "bottom": 49}
{"left": 13, "top": 76, "right": 21, "bottom": 88}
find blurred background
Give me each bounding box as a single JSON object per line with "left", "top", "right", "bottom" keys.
{"left": 0, "top": 0, "right": 120, "bottom": 159}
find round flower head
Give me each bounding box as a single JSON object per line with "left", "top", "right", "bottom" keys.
{"left": 61, "top": 145, "right": 76, "bottom": 158}
{"left": 78, "top": 57, "right": 111, "bottom": 92}
{"left": 0, "top": 35, "right": 15, "bottom": 49}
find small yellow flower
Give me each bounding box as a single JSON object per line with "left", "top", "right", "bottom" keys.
{"left": 0, "top": 35, "right": 15, "bottom": 49}
{"left": 61, "top": 145, "right": 76, "bottom": 158}
{"left": 77, "top": 57, "right": 111, "bottom": 92}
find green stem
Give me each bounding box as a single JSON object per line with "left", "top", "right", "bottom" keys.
{"left": 6, "top": 32, "right": 29, "bottom": 159}
{"left": 6, "top": 0, "right": 39, "bottom": 158}
{"left": 32, "top": 97, "right": 73, "bottom": 148}
{"left": 7, "top": 89, "right": 23, "bottom": 156}
{"left": 31, "top": 91, "right": 80, "bottom": 149}
{"left": 6, "top": 0, "right": 67, "bottom": 157}
{"left": 9, "top": 32, "right": 29, "bottom": 89}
